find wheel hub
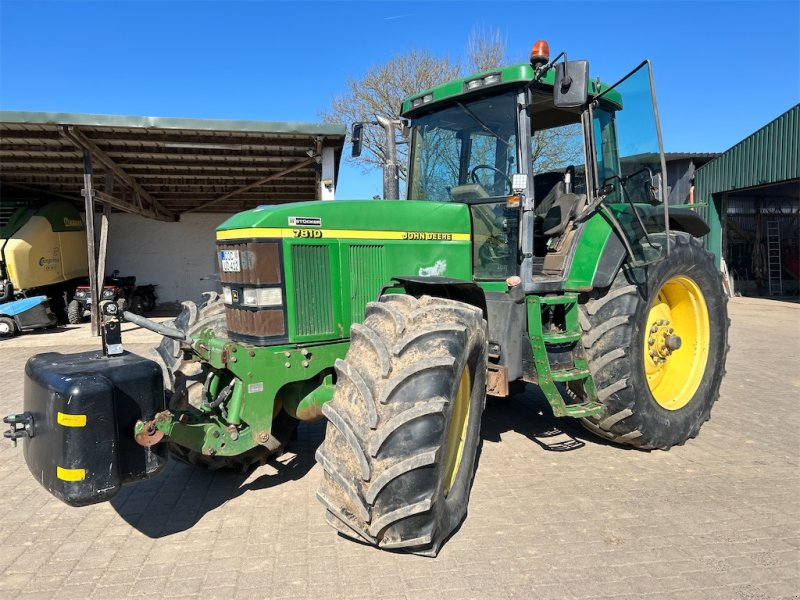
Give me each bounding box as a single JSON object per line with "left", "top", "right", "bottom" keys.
{"left": 643, "top": 276, "right": 710, "bottom": 411}
{"left": 646, "top": 319, "right": 682, "bottom": 363}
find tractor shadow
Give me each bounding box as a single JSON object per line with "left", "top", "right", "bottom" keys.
{"left": 110, "top": 420, "right": 324, "bottom": 538}
{"left": 110, "top": 388, "right": 617, "bottom": 539}
{"left": 481, "top": 383, "right": 623, "bottom": 452}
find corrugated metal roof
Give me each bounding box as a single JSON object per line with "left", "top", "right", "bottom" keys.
{"left": 663, "top": 152, "right": 719, "bottom": 161}
{"left": 694, "top": 104, "right": 799, "bottom": 200}
{"left": 693, "top": 104, "right": 799, "bottom": 268}
{"left": 0, "top": 110, "right": 346, "bottom": 219}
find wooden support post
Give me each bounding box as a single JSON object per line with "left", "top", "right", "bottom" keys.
{"left": 96, "top": 172, "right": 114, "bottom": 311}
{"left": 82, "top": 150, "right": 100, "bottom": 336}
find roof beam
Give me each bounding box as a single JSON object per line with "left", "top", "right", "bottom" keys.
{"left": 87, "top": 189, "right": 173, "bottom": 221}
{"left": 184, "top": 155, "right": 318, "bottom": 213}
{"left": 61, "top": 126, "right": 176, "bottom": 221}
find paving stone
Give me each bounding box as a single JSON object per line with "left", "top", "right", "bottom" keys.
{"left": 0, "top": 298, "right": 797, "bottom": 598}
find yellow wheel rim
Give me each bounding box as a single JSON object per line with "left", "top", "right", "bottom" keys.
{"left": 443, "top": 368, "right": 471, "bottom": 496}
{"left": 643, "top": 276, "right": 710, "bottom": 410}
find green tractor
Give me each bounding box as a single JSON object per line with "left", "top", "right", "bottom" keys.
{"left": 6, "top": 40, "right": 728, "bottom": 557}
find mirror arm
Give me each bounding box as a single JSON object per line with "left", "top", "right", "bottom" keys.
{"left": 533, "top": 51, "right": 567, "bottom": 82}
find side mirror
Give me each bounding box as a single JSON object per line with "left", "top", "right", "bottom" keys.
{"left": 351, "top": 123, "right": 364, "bottom": 158}
{"left": 554, "top": 60, "right": 589, "bottom": 108}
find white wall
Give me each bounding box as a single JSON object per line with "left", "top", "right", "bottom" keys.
{"left": 91, "top": 212, "right": 231, "bottom": 306}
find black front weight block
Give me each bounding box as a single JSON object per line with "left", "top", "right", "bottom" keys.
{"left": 20, "top": 350, "right": 168, "bottom": 506}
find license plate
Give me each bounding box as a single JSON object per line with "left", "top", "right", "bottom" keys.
{"left": 220, "top": 250, "right": 241, "bottom": 273}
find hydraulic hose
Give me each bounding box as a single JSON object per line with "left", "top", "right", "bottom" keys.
{"left": 122, "top": 310, "right": 188, "bottom": 341}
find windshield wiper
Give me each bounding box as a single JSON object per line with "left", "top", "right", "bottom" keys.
{"left": 455, "top": 101, "right": 509, "bottom": 146}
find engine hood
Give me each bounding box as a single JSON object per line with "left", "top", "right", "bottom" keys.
{"left": 216, "top": 200, "right": 472, "bottom": 241}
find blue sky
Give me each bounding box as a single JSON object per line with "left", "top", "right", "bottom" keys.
{"left": 2, "top": 0, "right": 798, "bottom": 200}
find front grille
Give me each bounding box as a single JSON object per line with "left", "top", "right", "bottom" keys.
{"left": 225, "top": 307, "right": 285, "bottom": 338}
{"left": 218, "top": 241, "right": 281, "bottom": 285}
{"left": 292, "top": 244, "right": 334, "bottom": 337}
{"left": 216, "top": 240, "right": 286, "bottom": 343}
{"left": 349, "top": 245, "right": 386, "bottom": 324}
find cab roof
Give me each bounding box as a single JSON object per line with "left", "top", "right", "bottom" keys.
{"left": 400, "top": 63, "right": 620, "bottom": 117}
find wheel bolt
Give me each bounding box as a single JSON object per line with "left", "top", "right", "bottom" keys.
{"left": 648, "top": 337, "right": 655, "bottom": 345}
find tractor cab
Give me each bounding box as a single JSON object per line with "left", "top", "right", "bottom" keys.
{"left": 400, "top": 41, "right": 678, "bottom": 290}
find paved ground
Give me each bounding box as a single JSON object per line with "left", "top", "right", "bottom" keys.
{"left": 0, "top": 297, "right": 797, "bottom": 599}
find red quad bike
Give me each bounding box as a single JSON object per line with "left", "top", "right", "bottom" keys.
{"left": 68, "top": 270, "right": 157, "bottom": 324}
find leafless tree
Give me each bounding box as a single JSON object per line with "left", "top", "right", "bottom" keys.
{"left": 321, "top": 50, "right": 460, "bottom": 182}
{"left": 321, "top": 28, "right": 508, "bottom": 185}
{"left": 531, "top": 124, "right": 584, "bottom": 174}
{"left": 466, "top": 26, "right": 507, "bottom": 72}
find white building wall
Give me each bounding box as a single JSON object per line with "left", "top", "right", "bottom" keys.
{"left": 92, "top": 212, "right": 231, "bottom": 306}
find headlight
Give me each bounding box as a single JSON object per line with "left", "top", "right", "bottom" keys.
{"left": 75, "top": 291, "right": 86, "bottom": 297}
{"left": 223, "top": 286, "right": 233, "bottom": 304}
{"left": 102, "top": 289, "right": 114, "bottom": 298}
{"left": 242, "top": 287, "right": 282, "bottom": 307}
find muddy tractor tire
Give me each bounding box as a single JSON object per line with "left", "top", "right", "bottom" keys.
{"left": 153, "top": 292, "right": 298, "bottom": 471}
{"left": 316, "top": 294, "right": 487, "bottom": 556}
{"left": 576, "top": 233, "right": 729, "bottom": 450}
{"left": 67, "top": 299, "right": 83, "bottom": 324}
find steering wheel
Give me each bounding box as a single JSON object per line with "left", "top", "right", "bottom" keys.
{"left": 470, "top": 164, "right": 512, "bottom": 195}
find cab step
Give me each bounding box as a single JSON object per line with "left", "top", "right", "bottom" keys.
{"left": 527, "top": 294, "right": 601, "bottom": 420}
{"left": 561, "top": 401, "right": 604, "bottom": 418}
{"left": 542, "top": 330, "right": 582, "bottom": 344}
{"left": 551, "top": 367, "right": 591, "bottom": 382}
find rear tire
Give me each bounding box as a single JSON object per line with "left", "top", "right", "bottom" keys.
{"left": 577, "top": 233, "right": 729, "bottom": 449}
{"left": 317, "top": 295, "right": 487, "bottom": 556}
{"left": 153, "top": 292, "right": 298, "bottom": 471}
{"left": 67, "top": 299, "right": 83, "bottom": 324}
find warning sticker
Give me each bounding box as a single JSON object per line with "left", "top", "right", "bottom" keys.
{"left": 220, "top": 250, "right": 241, "bottom": 272}
{"left": 288, "top": 216, "right": 322, "bottom": 227}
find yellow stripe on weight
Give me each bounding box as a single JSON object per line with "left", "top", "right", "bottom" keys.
{"left": 56, "top": 466, "right": 86, "bottom": 482}
{"left": 57, "top": 412, "right": 87, "bottom": 427}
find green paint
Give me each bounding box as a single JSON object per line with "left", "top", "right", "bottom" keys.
{"left": 564, "top": 212, "right": 615, "bottom": 289}
{"left": 477, "top": 281, "right": 509, "bottom": 293}
{"left": 161, "top": 332, "right": 351, "bottom": 456}
{"left": 217, "top": 199, "right": 472, "bottom": 234}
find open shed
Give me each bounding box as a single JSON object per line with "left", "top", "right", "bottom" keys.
{"left": 695, "top": 104, "right": 799, "bottom": 298}
{"left": 0, "top": 111, "right": 346, "bottom": 328}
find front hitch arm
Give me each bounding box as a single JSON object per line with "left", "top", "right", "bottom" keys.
{"left": 3, "top": 412, "right": 34, "bottom": 447}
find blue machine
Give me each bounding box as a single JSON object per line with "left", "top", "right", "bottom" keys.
{"left": 0, "top": 296, "right": 57, "bottom": 338}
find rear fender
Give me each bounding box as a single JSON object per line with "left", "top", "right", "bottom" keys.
{"left": 566, "top": 208, "right": 710, "bottom": 290}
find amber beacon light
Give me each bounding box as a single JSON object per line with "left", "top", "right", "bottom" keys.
{"left": 530, "top": 39, "right": 550, "bottom": 68}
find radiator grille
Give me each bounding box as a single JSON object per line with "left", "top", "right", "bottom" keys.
{"left": 349, "top": 245, "right": 386, "bottom": 325}
{"left": 292, "top": 245, "right": 334, "bottom": 336}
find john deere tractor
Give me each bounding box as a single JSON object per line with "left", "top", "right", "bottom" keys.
{"left": 6, "top": 41, "right": 727, "bottom": 557}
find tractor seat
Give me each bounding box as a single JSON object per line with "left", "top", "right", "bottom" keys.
{"left": 540, "top": 192, "right": 584, "bottom": 237}
{"left": 533, "top": 178, "right": 584, "bottom": 238}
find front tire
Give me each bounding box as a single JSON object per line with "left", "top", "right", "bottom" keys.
{"left": 577, "top": 233, "right": 729, "bottom": 449}
{"left": 317, "top": 295, "right": 487, "bottom": 556}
